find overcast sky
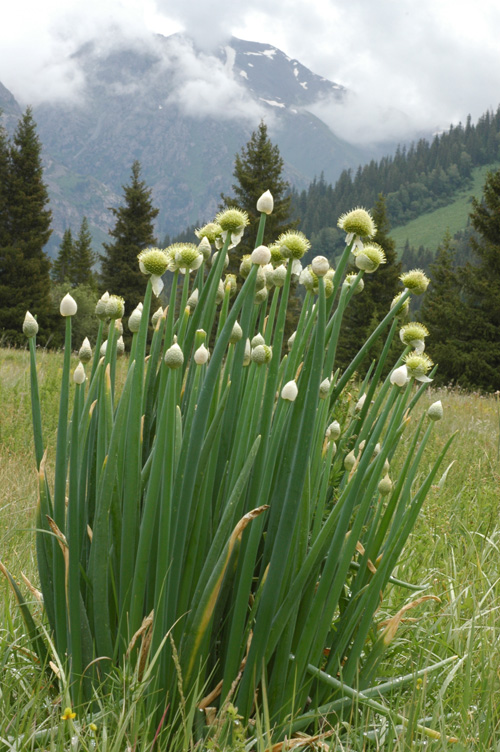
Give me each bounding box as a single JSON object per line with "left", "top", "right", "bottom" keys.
{"left": 2, "top": 0, "right": 500, "bottom": 144}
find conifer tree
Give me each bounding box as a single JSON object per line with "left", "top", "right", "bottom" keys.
{"left": 221, "top": 121, "right": 296, "bottom": 269}
{"left": 100, "top": 161, "right": 159, "bottom": 314}
{"left": 0, "top": 123, "right": 10, "bottom": 247}
{"left": 336, "top": 194, "right": 402, "bottom": 372}
{"left": 0, "top": 108, "right": 53, "bottom": 343}
{"left": 72, "top": 217, "right": 96, "bottom": 287}
{"left": 52, "top": 229, "right": 74, "bottom": 284}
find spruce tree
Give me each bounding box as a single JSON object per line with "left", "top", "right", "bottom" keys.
{"left": 221, "top": 121, "right": 297, "bottom": 269}
{"left": 0, "top": 108, "right": 53, "bottom": 343}
{"left": 72, "top": 217, "right": 96, "bottom": 287}
{"left": 52, "top": 229, "right": 74, "bottom": 284}
{"left": 336, "top": 194, "right": 402, "bottom": 372}
{"left": 100, "top": 161, "right": 159, "bottom": 314}
{"left": 0, "top": 123, "right": 10, "bottom": 247}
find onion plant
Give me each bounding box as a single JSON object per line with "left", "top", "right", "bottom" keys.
{"left": 3, "top": 196, "right": 454, "bottom": 745}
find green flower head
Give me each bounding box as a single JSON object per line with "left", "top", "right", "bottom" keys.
{"left": 105, "top": 295, "right": 125, "bottom": 320}
{"left": 277, "top": 230, "right": 311, "bottom": 260}
{"left": 195, "top": 222, "right": 222, "bottom": 244}
{"left": 138, "top": 247, "right": 169, "bottom": 277}
{"left": 400, "top": 322, "right": 429, "bottom": 350}
{"left": 355, "top": 243, "right": 386, "bottom": 273}
{"left": 343, "top": 272, "right": 364, "bottom": 294}
{"left": 215, "top": 208, "right": 249, "bottom": 233}
{"left": 173, "top": 243, "right": 203, "bottom": 273}
{"left": 269, "top": 244, "right": 284, "bottom": 266}
{"left": 400, "top": 269, "right": 430, "bottom": 295}
{"left": 404, "top": 352, "right": 434, "bottom": 382}
{"left": 391, "top": 291, "right": 410, "bottom": 317}
{"left": 337, "top": 207, "right": 376, "bottom": 238}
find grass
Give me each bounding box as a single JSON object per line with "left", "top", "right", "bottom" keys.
{"left": 1, "top": 347, "right": 500, "bottom": 749}
{"left": 391, "top": 163, "right": 500, "bottom": 254}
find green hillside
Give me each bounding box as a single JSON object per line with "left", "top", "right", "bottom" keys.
{"left": 390, "top": 162, "right": 500, "bottom": 255}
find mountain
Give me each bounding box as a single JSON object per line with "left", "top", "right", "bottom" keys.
{"left": 0, "top": 33, "right": 398, "bottom": 256}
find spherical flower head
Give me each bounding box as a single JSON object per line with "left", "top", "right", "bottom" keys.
{"left": 151, "top": 306, "right": 164, "bottom": 327}
{"left": 355, "top": 243, "right": 386, "bottom": 273}
{"left": 281, "top": 380, "right": 298, "bottom": 401}
{"left": 391, "top": 292, "right": 410, "bottom": 317}
{"left": 95, "top": 292, "right": 110, "bottom": 321}
{"left": 73, "top": 362, "right": 86, "bottom": 384}
{"left": 400, "top": 322, "right": 429, "bottom": 353}
{"left": 251, "top": 343, "right": 272, "bottom": 365}
{"left": 404, "top": 352, "right": 434, "bottom": 382}
{"left": 254, "top": 286, "right": 269, "bottom": 304}
{"left": 195, "top": 222, "right": 222, "bottom": 245}
{"left": 390, "top": 364, "right": 409, "bottom": 387}
{"left": 197, "top": 236, "right": 212, "bottom": 261}
{"left": 343, "top": 273, "right": 364, "bottom": 295}
{"left": 164, "top": 342, "right": 184, "bottom": 369}
{"left": 311, "top": 256, "right": 330, "bottom": 277}
{"left": 60, "top": 293, "right": 78, "bottom": 317}
{"left": 138, "top": 248, "right": 169, "bottom": 277}
{"left": 427, "top": 400, "right": 444, "bottom": 421}
{"left": 78, "top": 337, "right": 92, "bottom": 363}
{"left": 337, "top": 207, "right": 376, "bottom": 239}
{"left": 105, "top": 295, "right": 125, "bottom": 320}
{"left": 23, "top": 311, "right": 38, "bottom": 338}
{"left": 400, "top": 269, "right": 430, "bottom": 295}
{"left": 229, "top": 320, "right": 243, "bottom": 344}
{"left": 216, "top": 208, "right": 249, "bottom": 233}
{"left": 174, "top": 243, "right": 203, "bottom": 274}
{"left": 378, "top": 474, "right": 393, "bottom": 496}
{"left": 194, "top": 344, "right": 210, "bottom": 365}
{"left": 128, "top": 305, "right": 143, "bottom": 333}
{"left": 326, "top": 420, "right": 341, "bottom": 441}
{"left": 251, "top": 245, "right": 271, "bottom": 265}
{"left": 271, "top": 264, "right": 287, "bottom": 288}
{"left": 277, "top": 230, "right": 311, "bottom": 260}
{"left": 269, "top": 244, "right": 284, "bottom": 266}
{"left": 240, "top": 255, "right": 252, "bottom": 278}
{"left": 256, "top": 190, "right": 274, "bottom": 215}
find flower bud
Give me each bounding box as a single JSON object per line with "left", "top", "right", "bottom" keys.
{"left": 355, "top": 393, "right": 367, "bottom": 412}
{"left": 344, "top": 450, "right": 357, "bottom": 471}
{"left": 243, "top": 338, "right": 251, "bottom": 366}
{"left": 311, "top": 256, "right": 330, "bottom": 277}
{"left": 164, "top": 342, "right": 184, "bottom": 369}
{"left": 73, "top": 362, "right": 86, "bottom": 384}
{"left": 151, "top": 306, "right": 164, "bottom": 327}
{"left": 354, "top": 244, "right": 386, "bottom": 273}
{"left": 211, "top": 251, "right": 230, "bottom": 271}
{"left": 105, "top": 295, "right": 125, "bottom": 320}
{"left": 194, "top": 344, "right": 209, "bottom": 365}
{"left": 343, "top": 273, "right": 364, "bottom": 294}
{"left": 116, "top": 336, "right": 125, "bottom": 356}
{"left": 229, "top": 320, "right": 243, "bottom": 344}
{"left": 390, "top": 364, "right": 409, "bottom": 387}
{"left": 378, "top": 474, "right": 393, "bottom": 496}
{"left": 427, "top": 400, "right": 443, "bottom": 421}
{"left": 326, "top": 420, "right": 341, "bottom": 441}
{"left": 319, "top": 378, "right": 331, "bottom": 399}
{"left": 240, "top": 254, "right": 252, "bottom": 278}
{"left": 78, "top": 337, "right": 92, "bottom": 363}
{"left": 251, "top": 333, "right": 265, "bottom": 348}
{"left": 60, "top": 293, "right": 77, "bottom": 317}
{"left": 251, "top": 344, "right": 272, "bottom": 365}
{"left": 198, "top": 235, "right": 212, "bottom": 260}
{"left": 281, "top": 380, "right": 298, "bottom": 401}
{"left": 256, "top": 190, "right": 274, "bottom": 215}
{"left": 287, "top": 331, "right": 296, "bottom": 351}
{"left": 251, "top": 245, "right": 271, "bottom": 265}
{"left": 187, "top": 288, "right": 199, "bottom": 310}
{"left": 23, "top": 311, "right": 38, "bottom": 338}
{"left": 128, "top": 305, "right": 143, "bottom": 333}
{"left": 100, "top": 340, "right": 108, "bottom": 356}
{"left": 254, "top": 287, "right": 268, "bottom": 304}
{"left": 271, "top": 264, "right": 287, "bottom": 288}
{"left": 95, "top": 292, "right": 109, "bottom": 320}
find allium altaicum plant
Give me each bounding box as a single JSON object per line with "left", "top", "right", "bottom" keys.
{"left": 3, "top": 198, "right": 457, "bottom": 746}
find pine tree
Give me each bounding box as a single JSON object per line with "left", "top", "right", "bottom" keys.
{"left": 72, "top": 217, "right": 96, "bottom": 287}
{"left": 0, "top": 123, "right": 10, "bottom": 247}
{"left": 52, "top": 229, "right": 74, "bottom": 283}
{"left": 0, "top": 108, "right": 53, "bottom": 344}
{"left": 221, "top": 121, "right": 297, "bottom": 270}
{"left": 336, "top": 194, "right": 402, "bottom": 372}
{"left": 100, "top": 161, "right": 159, "bottom": 314}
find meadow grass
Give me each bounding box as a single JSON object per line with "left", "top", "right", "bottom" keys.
{"left": 1, "top": 347, "right": 499, "bottom": 750}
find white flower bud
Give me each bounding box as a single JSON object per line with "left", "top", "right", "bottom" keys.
{"left": 355, "top": 393, "right": 367, "bottom": 412}
{"left": 198, "top": 235, "right": 212, "bottom": 260}
{"left": 251, "top": 333, "right": 265, "bottom": 348}
{"left": 164, "top": 342, "right": 184, "bottom": 369}
{"left": 311, "top": 256, "right": 330, "bottom": 277}
{"left": 390, "top": 364, "right": 409, "bottom": 388}
{"left": 73, "top": 362, "right": 86, "bottom": 384}
{"left": 23, "top": 311, "right": 38, "bottom": 338}
{"left": 251, "top": 344, "right": 272, "bottom": 365}
{"left": 319, "top": 378, "right": 331, "bottom": 399}
{"left": 100, "top": 340, "right": 108, "bottom": 356}
{"left": 378, "top": 474, "right": 393, "bottom": 496}
{"left": 272, "top": 264, "right": 287, "bottom": 288}
{"left": 383, "top": 458, "right": 390, "bottom": 474}
{"left": 251, "top": 245, "right": 271, "bottom": 266}
{"left": 427, "top": 400, "right": 443, "bottom": 421}
{"left": 256, "top": 190, "right": 274, "bottom": 215}
{"left": 243, "top": 338, "right": 251, "bottom": 366}
{"left": 229, "top": 320, "right": 243, "bottom": 344}
{"left": 194, "top": 344, "right": 210, "bottom": 365}
{"left": 78, "top": 337, "right": 92, "bottom": 363}
{"left": 128, "top": 305, "right": 143, "bottom": 333}
{"left": 116, "top": 336, "right": 125, "bottom": 356}
{"left": 187, "top": 288, "right": 199, "bottom": 310}
{"left": 281, "top": 380, "right": 298, "bottom": 401}
{"left": 287, "top": 331, "right": 296, "bottom": 351}
{"left": 151, "top": 306, "right": 164, "bottom": 327}
{"left": 95, "top": 291, "right": 109, "bottom": 320}
{"left": 344, "top": 450, "right": 357, "bottom": 471}
{"left": 60, "top": 293, "right": 77, "bottom": 317}
{"left": 326, "top": 420, "right": 341, "bottom": 441}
